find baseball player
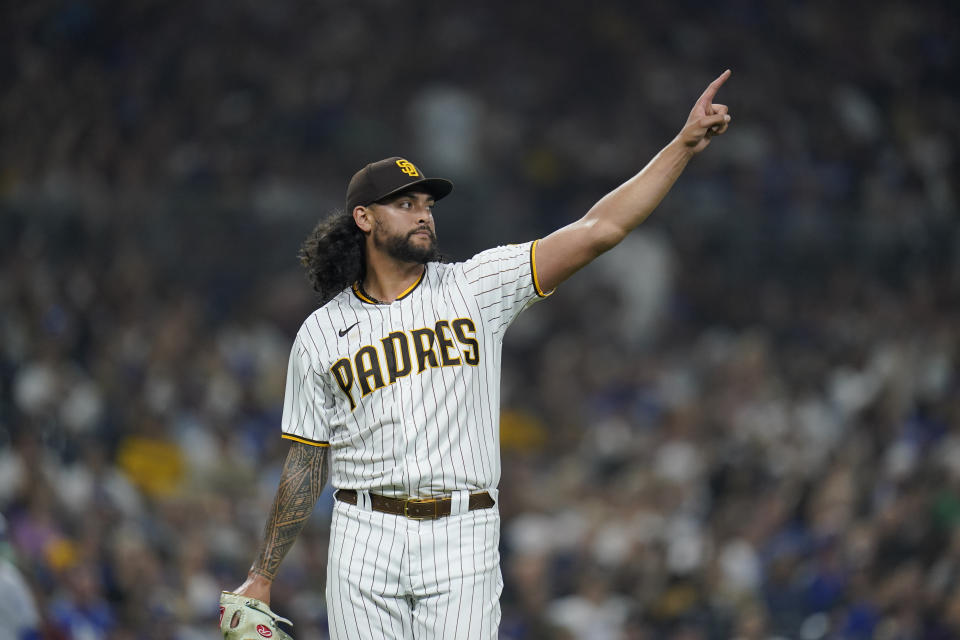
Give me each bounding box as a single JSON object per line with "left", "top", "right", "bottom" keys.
{"left": 221, "top": 70, "right": 732, "bottom": 639}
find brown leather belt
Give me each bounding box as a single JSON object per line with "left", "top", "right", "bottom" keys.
{"left": 334, "top": 489, "right": 495, "bottom": 520}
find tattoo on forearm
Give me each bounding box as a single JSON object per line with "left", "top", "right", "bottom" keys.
{"left": 251, "top": 442, "right": 329, "bottom": 581}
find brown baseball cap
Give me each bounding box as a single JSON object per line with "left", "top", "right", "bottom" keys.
{"left": 345, "top": 157, "right": 454, "bottom": 212}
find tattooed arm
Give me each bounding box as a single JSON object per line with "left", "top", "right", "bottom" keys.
{"left": 229, "top": 441, "right": 330, "bottom": 605}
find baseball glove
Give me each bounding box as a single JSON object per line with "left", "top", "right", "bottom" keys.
{"left": 219, "top": 591, "right": 294, "bottom": 640}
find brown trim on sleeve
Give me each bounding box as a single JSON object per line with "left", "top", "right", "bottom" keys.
{"left": 530, "top": 239, "right": 554, "bottom": 298}
{"left": 281, "top": 434, "right": 330, "bottom": 447}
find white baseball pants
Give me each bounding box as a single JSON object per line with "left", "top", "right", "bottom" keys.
{"left": 326, "top": 492, "right": 502, "bottom": 639}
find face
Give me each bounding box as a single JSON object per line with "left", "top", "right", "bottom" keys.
{"left": 363, "top": 190, "right": 439, "bottom": 264}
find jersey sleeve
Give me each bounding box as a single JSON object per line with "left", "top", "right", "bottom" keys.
{"left": 456, "top": 239, "right": 552, "bottom": 333}
{"left": 280, "top": 334, "right": 331, "bottom": 447}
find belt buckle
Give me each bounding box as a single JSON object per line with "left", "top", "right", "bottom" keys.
{"left": 403, "top": 498, "right": 437, "bottom": 520}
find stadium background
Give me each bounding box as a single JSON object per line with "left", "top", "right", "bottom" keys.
{"left": 1, "top": 1, "right": 958, "bottom": 638}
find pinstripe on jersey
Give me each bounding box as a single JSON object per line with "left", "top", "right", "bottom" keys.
{"left": 280, "top": 240, "right": 550, "bottom": 498}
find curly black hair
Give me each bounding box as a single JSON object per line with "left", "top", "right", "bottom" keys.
{"left": 299, "top": 211, "right": 366, "bottom": 303}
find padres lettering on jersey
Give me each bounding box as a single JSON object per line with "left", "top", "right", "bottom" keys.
{"left": 329, "top": 319, "right": 480, "bottom": 411}
{"left": 280, "top": 240, "right": 550, "bottom": 498}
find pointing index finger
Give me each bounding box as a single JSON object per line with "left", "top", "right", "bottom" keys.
{"left": 699, "top": 69, "right": 731, "bottom": 106}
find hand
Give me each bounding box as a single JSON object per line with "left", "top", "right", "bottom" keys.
{"left": 677, "top": 69, "right": 732, "bottom": 154}
{"left": 219, "top": 591, "right": 294, "bottom": 640}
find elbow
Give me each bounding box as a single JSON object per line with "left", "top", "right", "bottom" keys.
{"left": 588, "top": 219, "right": 628, "bottom": 256}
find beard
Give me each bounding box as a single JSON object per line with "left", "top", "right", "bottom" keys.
{"left": 373, "top": 224, "right": 439, "bottom": 264}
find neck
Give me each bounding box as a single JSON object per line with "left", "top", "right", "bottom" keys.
{"left": 362, "top": 255, "right": 426, "bottom": 303}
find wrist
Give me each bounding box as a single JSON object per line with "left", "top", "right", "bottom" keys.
{"left": 231, "top": 571, "right": 274, "bottom": 605}
{"left": 669, "top": 134, "right": 698, "bottom": 158}
{"left": 249, "top": 568, "right": 274, "bottom": 582}
{"left": 247, "top": 569, "right": 276, "bottom": 592}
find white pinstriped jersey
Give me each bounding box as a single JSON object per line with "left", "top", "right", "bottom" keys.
{"left": 280, "top": 240, "right": 550, "bottom": 498}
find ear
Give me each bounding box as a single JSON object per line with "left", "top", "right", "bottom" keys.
{"left": 353, "top": 205, "right": 374, "bottom": 234}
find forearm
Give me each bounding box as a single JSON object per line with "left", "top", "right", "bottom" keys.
{"left": 250, "top": 442, "right": 330, "bottom": 583}
{"left": 535, "top": 137, "right": 697, "bottom": 291}
{"left": 583, "top": 71, "right": 732, "bottom": 243}
{"left": 519, "top": 70, "right": 730, "bottom": 293}
{"left": 583, "top": 136, "right": 695, "bottom": 248}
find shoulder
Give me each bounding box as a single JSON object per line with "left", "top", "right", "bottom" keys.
{"left": 461, "top": 242, "right": 535, "bottom": 275}
{"left": 471, "top": 242, "right": 534, "bottom": 263}
{"left": 438, "top": 243, "right": 533, "bottom": 273}
{"left": 295, "top": 292, "right": 351, "bottom": 345}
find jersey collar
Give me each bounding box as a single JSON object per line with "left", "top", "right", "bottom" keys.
{"left": 352, "top": 267, "right": 426, "bottom": 305}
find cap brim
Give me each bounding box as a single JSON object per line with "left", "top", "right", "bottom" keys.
{"left": 376, "top": 177, "right": 453, "bottom": 204}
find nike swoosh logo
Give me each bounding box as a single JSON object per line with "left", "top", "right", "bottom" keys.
{"left": 338, "top": 321, "right": 360, "bottom": 337}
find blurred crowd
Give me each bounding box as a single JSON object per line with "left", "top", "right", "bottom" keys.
{"left": 1, "top": 0, "right": 958, "bottom": 639}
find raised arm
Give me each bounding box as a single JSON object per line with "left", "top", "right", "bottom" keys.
{"left": 535, "top": 70, "right": 732, "bottom": 293}
{"left": 229, "top": 441, "right": 330, "bottom": 605}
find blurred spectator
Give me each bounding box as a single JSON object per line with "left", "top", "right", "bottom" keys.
{"left": 0, "top": 514, "right": 41, "bottom": 640}
{"left": 547, "top": 565, "right": 631, "bottom": 639}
